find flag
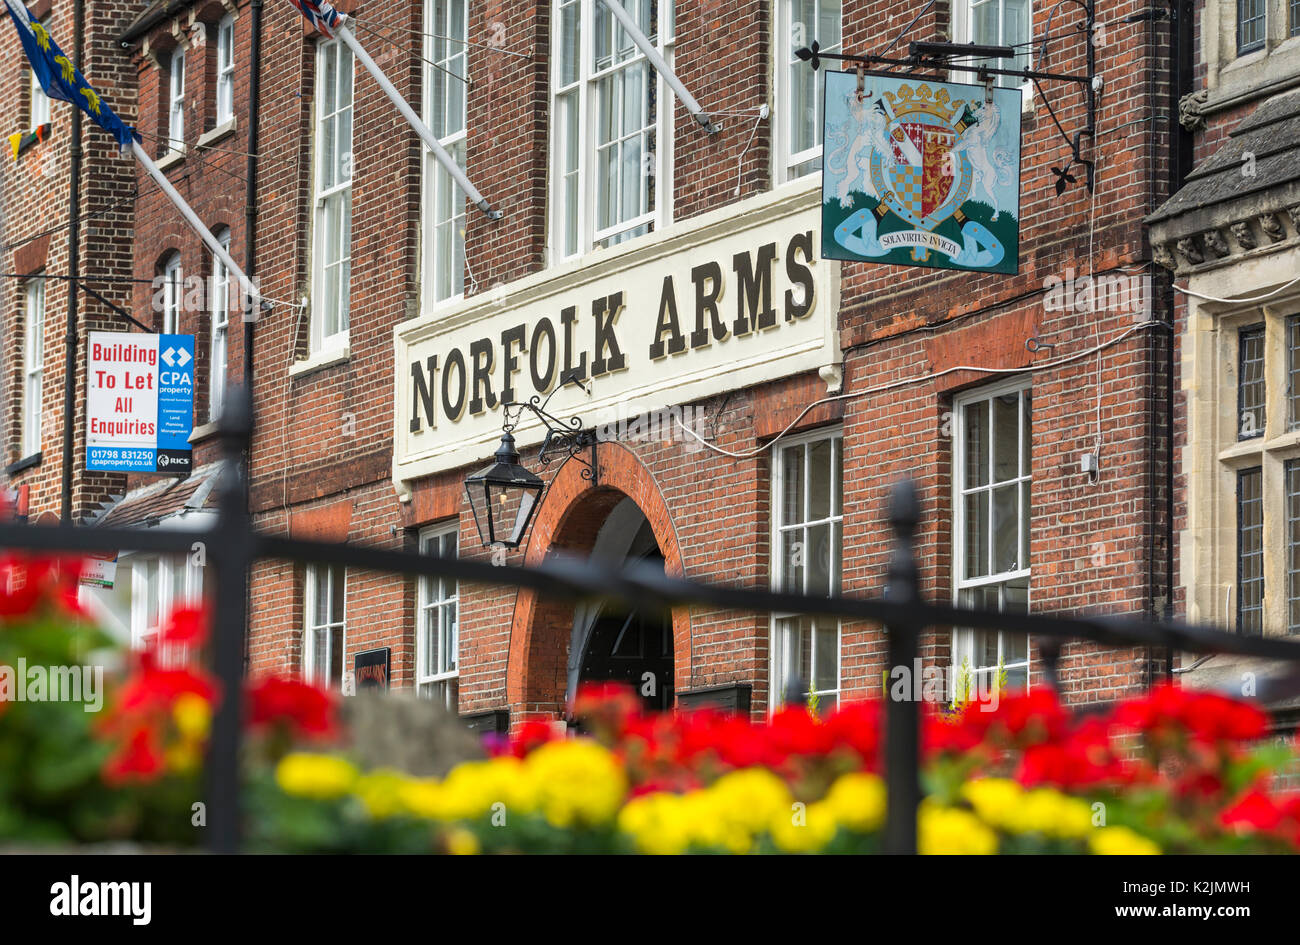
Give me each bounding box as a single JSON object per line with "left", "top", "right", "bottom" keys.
{"left": 2, "top": 0, "right": 138, "bottom": 150}
{"left": 287, "top": 0, "right": 344, "bottom": 37}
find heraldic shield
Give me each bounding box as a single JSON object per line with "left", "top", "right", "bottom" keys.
{"left": 820, "top": 74, "right": 1022, "bottom": 275}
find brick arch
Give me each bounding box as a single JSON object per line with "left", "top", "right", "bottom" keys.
{"left": 505, "top": 441, "right": 689, "bottom": 728}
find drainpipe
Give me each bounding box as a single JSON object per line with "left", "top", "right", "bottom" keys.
{"left": 60, "top": 0, "right": 85, "bottom": 523}
{"left": 241, "top": 0, "right": 263, "bottom": 673}
{"left": 1163, "top": 0, "right": 1194, "bottom": 680}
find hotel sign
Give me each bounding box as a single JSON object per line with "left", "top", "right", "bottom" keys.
{"left": 394, "top": 188, "right": 840, "bottom": 495}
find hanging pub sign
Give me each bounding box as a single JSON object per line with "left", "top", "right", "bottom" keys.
{"left": 86, "top": 331, "right": 195, "bottom": 475}
{"left": 821, "top": 72, "right": 1021, "bottom": 274}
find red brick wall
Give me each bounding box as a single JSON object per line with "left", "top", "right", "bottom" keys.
{"left": 1, "top": 0, "right": 139, "bottom": 522}
{"left": 109, "top": 0, "right": 1181, "bottom": 725}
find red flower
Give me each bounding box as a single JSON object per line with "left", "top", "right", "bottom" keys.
{"left": 0, "top": 555, "right": 85, "bottom": 619}
{"left": 114, "top": 657, "right": 219, "bottom": 717}
{"left": 823, "top": 700, "right": 881, "bottom": 766}
{"left": 1220, "top": 788, "right": 1284, "bottom": 832}
{"left": 157, "top": 606, "right": 209, "bottom": 649}
{"left": 1113, "top": 683, "right": 1267, "bottom": 745}
{"left": 510, "top": 720, "right": 558, "bottom": 757}
{"left": 245, "top": 675, "right": 338, "bottom": 739}
{"left": 102, "top": 725, "right": 166, "bottom": 785}
{"left": 572, "top": 682, "right": 643, "bottom": 740}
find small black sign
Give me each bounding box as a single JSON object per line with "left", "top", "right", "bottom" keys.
{"left": 354, "top": 647, "right": 391, "bottom": 691}
{"left": 156, "top": 448, "right": 193, "bottom": 475}
{"left": 678, "top": 683, "right": 752, "bottom": 715}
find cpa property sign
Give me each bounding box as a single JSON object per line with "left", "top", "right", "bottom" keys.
{"left": 86, "top": 332, "right": 195, "bottom": 475}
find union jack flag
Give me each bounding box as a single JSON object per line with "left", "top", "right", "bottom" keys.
{"left": 287, "top": 0, "right": 344, "bottom": 37}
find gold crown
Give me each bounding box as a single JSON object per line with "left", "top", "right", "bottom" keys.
{"left": 883, "top": 84, "right": 965, "bottom": 122}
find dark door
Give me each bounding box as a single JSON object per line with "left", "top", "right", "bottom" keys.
{"left": 578, "top": 604, "right": 674, "bottom": 711}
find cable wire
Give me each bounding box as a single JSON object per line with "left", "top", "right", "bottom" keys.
{"left": 676, "top": 320, "right": 1170, "bottom": 460}
{"left": 1172, "top": 274, "right": 1300, "bottom": 305}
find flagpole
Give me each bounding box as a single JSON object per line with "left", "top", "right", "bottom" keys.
{"left": 130, "top": 139, "right": 262, "bottom": 310}
{"left": 334, "top": 19, "right": 502, "bottom": 221}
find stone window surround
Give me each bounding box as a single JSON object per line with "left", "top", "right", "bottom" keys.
{"left": 1180, "top": 255, "right": 1300, "bottom": 637}
{"left": 1186, "top": 0, "right": 1300, "bottom": 127}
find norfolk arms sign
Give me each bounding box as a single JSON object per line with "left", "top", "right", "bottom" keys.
{"left": 393, "top": 188, "right": 840, "bottom": 496}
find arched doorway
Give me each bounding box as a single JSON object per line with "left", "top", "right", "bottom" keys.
{"left": 567, "top": 498, "right": 673, "bottom": 712}
{"left": 505, "top": 441, "right": 690, "bottom": 730}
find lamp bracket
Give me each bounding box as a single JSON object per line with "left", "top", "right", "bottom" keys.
{"left": 501, "top": 397, "right": 599, "bottom": 485}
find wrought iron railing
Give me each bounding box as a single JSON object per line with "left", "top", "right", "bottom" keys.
{"left": 4, "top": 388, "right": 1300, "bottom": 854}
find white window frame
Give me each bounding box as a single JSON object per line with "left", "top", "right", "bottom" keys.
{"left": 952, "top": 377, "right": 1032, "bottom": 693}
{"left": 416, "top": 523, "right": 459, "bottom": 709}
{"left": 549, "top": 0, "right": 675, "bottom": 262}
{"left": 422, "top": 0, "right": 468, "bottom": 311}
{"left": 772, "top": 0, "right": 841, "bottom": 185}
{"left": 769, "top": 426, "right": 843, "bottom": 712}
{"left": 168, "top": 46, "right": 186, "bottom": 152}
{"left": 209, "top": 227, "right": 231, "bottom": 422}
{"left": 304, "top": 564, "right": 346, "bottom": 688}
{"left": 951, "top": 0, "right": 1034, "bottom": 105}
{"left": 21, "top": 276, "right": 44, "bottom": 458}
{"left": 161, "top": 253, "right": 182, "bottom": 334}
{"left": 310, "top": 37, "right": 354, "bottom": 353}
{"left": 129, "top": 553, "right": 203, "bottom": 651}
{"left": 216, "top": 14, "right": 236, "bottom": 126}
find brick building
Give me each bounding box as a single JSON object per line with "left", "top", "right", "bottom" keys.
{"left": 1, "top": 0, "right": 138, "bottom": 526}
{"left": 1149, "top": 0, "right": 1300, "bottom": 722}
{"left": 10, "top": 0, "right": 1259, "bottom": 731}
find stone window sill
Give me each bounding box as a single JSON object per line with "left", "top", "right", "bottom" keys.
{"left": 156, "top": 148, "right": 186, "bottom": 171}
{"left": 189, "top": 420, "right": 220, "bottom": 444}
{"left": 289, "top": 345, "right": 351, "bottom": 378}
{"left": 197, "top": 119, "right": 237, "bottom": 150}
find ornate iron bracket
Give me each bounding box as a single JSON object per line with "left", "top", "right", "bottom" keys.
{"left": 797, "top": 0, "right": 1099, "bottom": 193}
{"left": 500, "top": 371, "right": 598, "bottom": 484}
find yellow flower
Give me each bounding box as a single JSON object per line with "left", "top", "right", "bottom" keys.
{"left": 824, "top": 773, "right": 886, "bottom": 833}
{"left": 444, "top": 826, "right": 481, "bottom": 855}
{"left": 1020, "top": 788, "right": 1093, "bottom": 840}
{"left": 172, "top": 693, "right": 212, "bottom": 741}
{"left": 275, "top": 753, "right": 359, "bottom": 800}
{"left": 769, "top": 800, "right": 837, "bottom": 853}
{"left": 524, "top": 739, "right": 626, "bottom": 828}
{"left": 398, "top": 778, "right": 446, "bottom": 820}
{"left": 165, "top": 741, "right": 201, "bottom": 775}
{"left": 709, "top": 768, "right": 794, "bottom": 839}
{"left": 961, "top": 778, "right": 1024, "bottom": 831}
{"left": 962, "top": 780, "right": 1092, "bottom": 841}
{"left": 1089, "top": 826, "right": 1161, "bottom": 855}
{"left": 438, "top": 756, "right": 536, "bottom": 822}
{"left": 353, "top": 769, "right": 412, "bottom": 819}
{"left": 919, "top": 802, "right": 998, "bottom": 855}
{"left": 618, "top": 792, "right": 694, "bottom": 855}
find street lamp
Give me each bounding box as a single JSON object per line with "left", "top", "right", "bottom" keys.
{"left": 463, "top": 373, "right": 596, "bottom": 550}
{"left": 464, "top": 430, "right": 546, "bottom": 550}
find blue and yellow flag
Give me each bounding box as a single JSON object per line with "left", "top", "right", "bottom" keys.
{"left": 3, "top": 0, "right": 138, "bottom": 149}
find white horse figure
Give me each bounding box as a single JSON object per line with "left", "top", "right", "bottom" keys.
{"left": 950, "top": 99, "right": 1006, "bottom": 220}
{"left": 826, "top": 92, "right": 892, "bottom": 208}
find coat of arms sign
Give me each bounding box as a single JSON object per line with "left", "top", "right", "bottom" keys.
{"left": 821, "top": 73, "right": 1022, "bottom": 274}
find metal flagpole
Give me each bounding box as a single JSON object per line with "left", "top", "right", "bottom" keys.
{"left": 333, "top": 18, "right": 503, "bottom": 220}
{"left": 595, "top": 0, "right": 718, "bottom": 133}
{"left": 130, "top": 139, "right": 262, "bottom": 311}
